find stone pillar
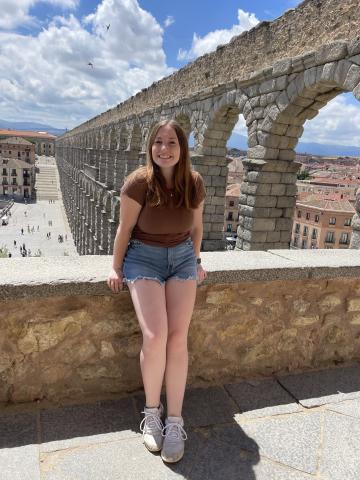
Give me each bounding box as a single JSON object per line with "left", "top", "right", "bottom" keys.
{"left": 191, "top": 153, "right": 227, "bottom": 251}
{"left": 236, "top": 158, "right": 301, "bottom": 251}
{"left": 105, "top": 150, "right": 115, "bottom": 189}
{"left": 350, "top": 187, "right": 360, "bottom": 249}
{"left": 108, "top": 219, "right": 117, "bottom": 254}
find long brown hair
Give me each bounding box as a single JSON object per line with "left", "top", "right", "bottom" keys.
{"left": 141, "top": 119, "right": 200, "bottom": 209}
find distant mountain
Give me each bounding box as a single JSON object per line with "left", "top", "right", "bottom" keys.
{"left": 228, "top": 132, "right": 360, "bottom": 158}
{"left": 0, "top": 119, "right": 66, "bottom": 137}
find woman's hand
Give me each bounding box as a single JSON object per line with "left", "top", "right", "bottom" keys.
{"left": 197, "top": 264, "right": 207, "bottom": 284}
{"left": 107, "top": 267, "right": 124, "bottom": 293}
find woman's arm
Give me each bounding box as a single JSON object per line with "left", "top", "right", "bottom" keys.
{"left": 190, "top": 200, "right": 207, "bottom": 283}
{"left": 107, "top": 195, "right": 142, "bottom": 292}
{"left": 190, "top": 200, "right": 204, "bottom": 257}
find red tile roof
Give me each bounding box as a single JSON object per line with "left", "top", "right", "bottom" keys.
{"left": 0, "top": 129, "right": 56, "bottom": 139}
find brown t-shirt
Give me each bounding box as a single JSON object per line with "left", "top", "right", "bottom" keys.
{"left": 120, "top": 169, "right": 206, "bottom": 247}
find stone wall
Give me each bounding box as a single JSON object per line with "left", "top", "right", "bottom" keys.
{"left": 1, "top": 250, "right": 359, "bottom": 405}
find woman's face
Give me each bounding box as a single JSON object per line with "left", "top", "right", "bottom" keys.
{"left": 151, "top": 125, "right": 181, "bottom": 172}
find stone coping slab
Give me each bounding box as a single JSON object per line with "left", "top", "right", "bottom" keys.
{"left": 0, "top": 249, "right": 360, "bottom": 300}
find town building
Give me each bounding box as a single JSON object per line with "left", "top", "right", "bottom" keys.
{"left": 223, "top": 183, "right": 241, "bottom": 249}
{"left": 291, "top": 193, "right": 355, "bottom": 249}
{"left": 0, "top": 137, "right": 36, "bottom": 200}
{"left": 0, "top": 129, "right": 56, "bottom": 156}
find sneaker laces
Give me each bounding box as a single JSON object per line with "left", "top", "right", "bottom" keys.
{"left": 162, "top": 422, "right": 188, "bottom": 442}
{"left": 140, "top": 411, "right": 164, "bottom": 434}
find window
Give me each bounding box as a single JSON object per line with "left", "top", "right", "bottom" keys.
{"left": 301, "top": 239, "right": 307, "bottom": 249}
{"left": 293, "top": 236, "right": 299, "bottom": 247}
{"left": 227, "top": 224, "right": 232, "bottom": 232}
{"left": 315, "top": 214, "right": 319, "bottom": 223}
{"left": 18, "top": 152, "right": 20, "bottom": 157}
{"left": 325, "top": 231, "right": 335, "bottom": 243}
{"left": 339, "top": 232, "right": 350, "bottom": 244}
{"left": 229, "top": 200, "right": 234, "bottom": 207}
{"left": 306, "top": 212, "right": 310, "bottom": 220}
{"left": 303, "top": 226, "right": 308, "bottom": 236}
{"left": 2, "top": 168, "right": 7, "bottom": 175}
{"left": 297, "top": 210, "right": 301, "bottom": 218}
{"left": 329, "top": 217, "right": 336, "bottom": 225}
{"left": 344, "top": 218, "right": 351, "bottom": 226}
{"left": 311, "top": 229, "right": 317, "bottom": 240}
{"left": 227, "top": 212, "right": 233, "bottom": 221}
{"left": 11, "top": 169, "right": 17, "bottom": 176}
{"left": 9, "top": 151, "right": 11, "bottom": 154}
{"left": 295, "top": 223, "right": 300, "bottom": 234}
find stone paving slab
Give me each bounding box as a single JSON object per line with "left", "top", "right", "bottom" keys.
{"left": 320, "top": 410, "right": 360, "bottom": 480}
{"left": 276, "top": 365, "right": 360, "bottom": 407}
{"left": 1, "top": 446, "right": 41, "bottom": 480}
{"left": 190, "top": 425, "right": 313, "bottom": 480}
{"left": 135, "top": 385, "right": 239, "bottom": 428}
{"left": 0, "top": 412, "right": 40, "bottom": 480}
{"left": 326, "top": 397, "right": 360, "bottom": 418}
{"left": 40, "top": 434, "right": 200, "bottom": 480}
{"left": 1, "top": 366, "right": 360, "bottom": 480}
{"left": 225, "top": 378, "right": 302, "bottom": 418}
{"left": 236, "top": 412, "right": 322, "bottom": 475}
{"left": 40, "top": 397, "right": 139, "bottom": 453}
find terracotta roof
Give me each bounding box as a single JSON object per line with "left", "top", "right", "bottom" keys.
{"left": 296, "top": 193, "right": 355, "bottom": 213}
{"left": 309, "top": 177, "right": 360, "bottom": 186}
{"left": 0, "top": 129, "right": 56, "bottom": 139}
{"left": 0, "top": 136, "right": 33, "bottom": 145}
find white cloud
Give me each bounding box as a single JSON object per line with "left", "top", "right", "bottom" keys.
{"left": 0, "top": 0, "right": 172, "bottom": 129}
{"left": 0, "top": 0, "right": 78, "bottom": 30}
{"left": 164, "top": 15, "right": 174, "bottom": 28}
{"left": 177, "top": 9, "right": 259, "bottom": 61}
{"left": 301, "top": 94, "right": 360, "bottom": 147}
{"left": 231, "top": 93, "right": 360, "bottom": 147}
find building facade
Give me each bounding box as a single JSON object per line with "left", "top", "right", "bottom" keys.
{"left": 291, "top": 195, "right": 355, "bottom": 249}
{"left": 0, "top": 129, "right": 56, "bottom": 156}
{"left": 0, "top": 137, "right": 36, "bottom": 199}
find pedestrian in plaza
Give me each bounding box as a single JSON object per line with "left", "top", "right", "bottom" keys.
{"left": 107, "top": 120, "right": 206, "bottom": 464}
{"left": 21, "top": 228, "right": 24, "bottom": 235}
{"left": 14, "top": 240, "right": 16, "bottom": 247}
{"left": 31, "top": 226, "right": 35, "bottom": 233}
{"left": 37, "top": 225, "right": 39, "bottom": 231}
{"left": 20, "top": 246, "right": 23, "bottom": 254}
{"left": 22, "top": 243, "right": 25, "bottom": 250}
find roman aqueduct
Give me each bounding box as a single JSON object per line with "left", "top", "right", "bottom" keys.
{"left": 56, "top": 0, "right": 360, "bottom": 254}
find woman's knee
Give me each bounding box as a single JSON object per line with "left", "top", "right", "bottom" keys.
{"left": 166, "top": 330, "right": 188, "bottom": 354}
{"left": 142, "top": 330, "right": 167, "bottom": 354}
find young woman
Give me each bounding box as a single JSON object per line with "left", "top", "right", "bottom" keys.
{"left": 107, "top": 119, "right": 206, "bottom": 463}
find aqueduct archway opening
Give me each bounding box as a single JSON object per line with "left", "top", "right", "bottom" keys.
{"left": 56, "top": 0, "right": 360, "bottom": 254}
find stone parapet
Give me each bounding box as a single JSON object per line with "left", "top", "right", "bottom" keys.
{"left": 0, "top": 251, "right": 360, "bottom": 405}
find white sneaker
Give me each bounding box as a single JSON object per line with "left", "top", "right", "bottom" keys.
{"left": 161, "top": 416, "right": 188, "bottom": 463}
{"left": 140, "top": 403, "right": 164, "bottom": 452}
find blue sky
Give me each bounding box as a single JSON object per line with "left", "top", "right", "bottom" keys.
{"left": 1, "top": 0, "right": 360, "bottom": 147}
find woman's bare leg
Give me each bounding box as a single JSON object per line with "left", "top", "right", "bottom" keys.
{"left": 128, "top": 279, "right": 168, "bottom": 408}
{"left": 164, "top": 279, "right": 197, "bottom": 417}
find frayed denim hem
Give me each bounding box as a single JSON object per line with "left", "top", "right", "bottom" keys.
{"left": 168, "top": 275, "right": 197, "bottom": 282}
{"left": 124, "top": 276, "right": 165, "bottom": 286}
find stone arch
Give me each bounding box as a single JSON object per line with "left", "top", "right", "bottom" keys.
{"left": 174, "top": 112, "right": 192, "bottom": 138}
{"left": 129, "top": 123, "right": 141, "bottom": 151}
{"left": 200, "top": 91, "right": 247, "bottom": 155}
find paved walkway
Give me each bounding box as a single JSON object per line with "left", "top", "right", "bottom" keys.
{"left": 0, "top": 156, "right": 78, "bottom": 258}
{"left": 1, "top": 363, "right": 359, "bottom": 479}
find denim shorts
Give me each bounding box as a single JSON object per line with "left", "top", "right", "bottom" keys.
{"left": 123, "top": 237, "right": 197, "bottom": 286}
